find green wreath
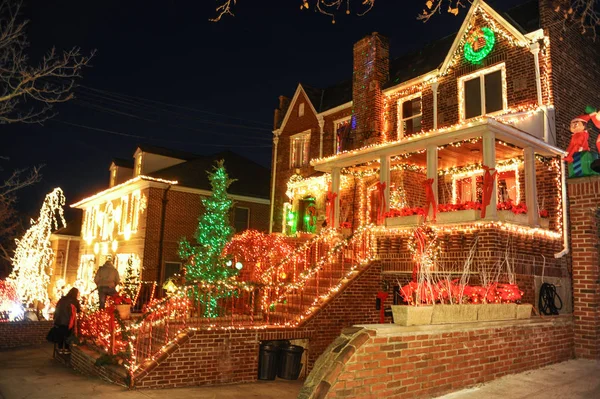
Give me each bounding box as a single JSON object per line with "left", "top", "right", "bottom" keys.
{"left": 464, "top": 27, "right": 495, "bottom": 64}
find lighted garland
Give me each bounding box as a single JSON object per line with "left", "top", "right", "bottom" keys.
{"left": 464, "top": 27, "right": 496, "bottom": 64}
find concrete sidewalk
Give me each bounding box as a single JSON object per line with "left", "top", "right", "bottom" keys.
{"left": 1, "top": 344, "right": 599, "bottom": 399}
{"left": 0, "top": 344, "right": 303, "bottom": 399}
{"left": 435, "top": 359, "right": 600, "bottom": 399}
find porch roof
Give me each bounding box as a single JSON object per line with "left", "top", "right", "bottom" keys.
{"left": 311, "top": 118, "right": 566, "bottom": 173}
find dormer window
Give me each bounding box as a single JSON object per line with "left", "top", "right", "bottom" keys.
{"left": 135, "top": 154, "right": 143, "bottom": 176}
{"left": 397, "top": 93, "right": 422, "bottom": 139}
{"left": 110, "top": 169, "right": 117, "bottom": 187}
{"left": 458, "top": 63, "right": 507, "bottom": 121}
{"left": 298, "top": 103, "right": 305, "bottom": 117}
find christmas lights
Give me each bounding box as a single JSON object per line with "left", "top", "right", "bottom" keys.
{"left": 7, "top": 188, "right": 66, "bottom": 307}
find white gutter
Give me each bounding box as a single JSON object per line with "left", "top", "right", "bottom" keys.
{"left": 269, "top": 130, "right": 281, "bottom": 233}
{"left": 554, "top": 159, "right": 569, "bottom": 258}
{"left": 530, "top": 43, "right": 543, "bottom": 107}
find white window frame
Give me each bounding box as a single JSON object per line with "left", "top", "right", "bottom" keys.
{"left": 290, "top": 130, "right": 311, "bottom": 168}
{"left": 397, "top": 92, "right": 423, "bottom": 140}
{"left": 110, "top": 168, "right": 117, "bottom": 187}
{"left": 118, "top": 195, "right": 129, "bottom": 235}
{"left": 333, "top": 116, "right": 351, "bottom": 154}
{"left": 458, "top": 63, "right": 508, "bottom": 122}
{"left": 298, "top": 103, "right": 305, "bottom": 117}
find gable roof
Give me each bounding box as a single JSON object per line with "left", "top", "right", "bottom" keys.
{"left": 149, "top": 150, "right": 270, "bottom": 199}
{"left": 136, "top": 144, "right": 199, "bottom": 161}
{"left": 277, "top": 84, "right": 321, "bottom": 133}
{"left": 290, "top": 0, "right": 540, "bottom": 112}
{"left": 53, "top": 211, "right": 83, "bottom": 237}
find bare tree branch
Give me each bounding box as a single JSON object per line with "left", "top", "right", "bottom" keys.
{"left": 211, "top": 0, "right": 376, "bottom": 23}
{"left": 0, "top": 0, "right": 95, "bottom": 124}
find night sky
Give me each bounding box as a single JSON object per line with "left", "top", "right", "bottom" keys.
{"left": 4, "top": 0, "right": 525, "bottom": 221}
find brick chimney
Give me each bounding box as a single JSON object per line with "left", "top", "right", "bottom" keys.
{"left": 352, "top": 32, "right": 389, "bottom": 148}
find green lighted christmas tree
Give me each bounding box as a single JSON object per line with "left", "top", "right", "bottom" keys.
{"left": 178, "top": 160, "right": 237, "bottom": 316}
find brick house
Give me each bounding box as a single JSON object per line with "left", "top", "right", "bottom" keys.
{"left": 69, "top": 145, "right": 270, "bottom": 295}
{"left": 271, "top": 0, "right": 599, "bottom": 307}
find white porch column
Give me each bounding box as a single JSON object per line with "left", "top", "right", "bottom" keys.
{"left": 483, "top": 132, "right": 498, "bottom": 219}
{"left": 318, "top": 116, "right": 325, "bottom": 158}
{"left": 524, "top": 147, "right": 539, "bottom": 226}
{"left": 426, "top": 145, "right": 438, "bottom": 220}
{"left": 431, "top": 81, "right": 439, "bottom": 130}
{"left": 269, "top": 131, "right": 280, "bottom": 233}
{"left": 529, "top": 43, "right": 543, "bottom": 107}
{"left": 331, "top": 167, "right": 341, "bottom": 228}
{"left": 380, "top": 155, "right": 391, "bottom": 215}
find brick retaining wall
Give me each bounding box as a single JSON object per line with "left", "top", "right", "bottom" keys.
{"left": 0, "top": 321, "right": 53, "bottom": 349}
{"left": 300, "top": 316, "right": 574, "bottom": 398}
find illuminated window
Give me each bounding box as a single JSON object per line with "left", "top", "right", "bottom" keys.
{"left": 119, "top": 196, "right": 129, "bottom": 234}
{"left": 290, "top": 131, "right": 311, "bottom": 168}
{"left": 455, "top": 175, "right": 483, "bottom": 203}
{"left": 135, "top": 154, "right": 143, "bottom": 176}
{"left": 334, "top": 117, "right": 351, "bottom": 154}
{"left": 298, "top": 103, "right": 305, "bottom": 117}
{"left": 397, "top": 93, "right": 422, "bottom": 138}
{"left": 233, "top": 207, "right": 250, "bottom": 232}
{"left": 131, "top": 191, "right": 141, "bottom": 232}
{"left": 458, "top": 63, "right": 507, "bottom": 121}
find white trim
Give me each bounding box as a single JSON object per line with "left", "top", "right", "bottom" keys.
{"left": 397, "top": 92, "right": 423, "bottom": 140}
{"left": 458, "top": 63, "right": 507, "bottom": 122}
{"left": 170, "top": 185, "right": 270, "bottom": 205}
{"left": 439, "top": 0, "right": 529, "bottom": 75}
{"left": 318, "top": 101, "right": 352, "bottom": 117}
{"left": 50, "top": 234, "right": 81, "bottom": 241}
{"left": 278, "top": 84, "right": 320, "bottom": 133}
{"left": 383, "top": 71, "right": 439, "bottom": 96}
{"left": 71, "top": 176, "right": 177, "bottom": 208}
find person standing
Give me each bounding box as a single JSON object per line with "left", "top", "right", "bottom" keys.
{"left": 94, "top": 257, "right": 120, "bottom": 309}
{"left": 47, "top": 287, "right": 81, "bottom": 354}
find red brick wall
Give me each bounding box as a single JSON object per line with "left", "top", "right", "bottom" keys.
{"left": 539, "top": 0, "right": 600, "bottom": 151}
{"left": 0, "top": 321, "right": 53, "bottom": 349}
{"left": 142, "top": 187, "right": 269, "bottom": 283}
{"left": 134, "top": 261, "right": 385, "bottom": 388}
{"left": 322, "top": 317, "right": 574, "bottom": 398}
{"left": 353, "top": 33, "right": 389, "bottom": 146}
{"left": 567, "top": 176, "right": 600, "bottom": 359}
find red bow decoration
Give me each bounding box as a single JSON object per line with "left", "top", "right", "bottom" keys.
{"left": 481, "top": 165, "right": 497, "bottom": 218}
{"left": 375, "top": 181, "right": 387, "bottom": 225}
{"left": 326, "top": 191, "right": 337, "bottom": 227}
{"left": 422, "top": 178, "right": 437, "bottom": 222}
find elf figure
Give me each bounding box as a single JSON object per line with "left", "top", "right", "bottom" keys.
{"left": 564, "top": 115, "right": 591, "bottom": 163}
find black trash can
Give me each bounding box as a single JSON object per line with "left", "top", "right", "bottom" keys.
{"left": 277, "top": 344, "right": 305, "bottom": 380}
{"left": 258, "top": 343, "right": 280, "bottom": 380}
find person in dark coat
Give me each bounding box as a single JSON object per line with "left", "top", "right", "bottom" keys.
{"left": 47, "top": 288, "right": 81, "bottom": 354}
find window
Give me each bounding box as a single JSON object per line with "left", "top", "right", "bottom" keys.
{"left": 334, "top": 117, "right": 351, "bottom": 154}
{"left": 233, "top": 207, "right": 250, "bottom": 232}
{"left": 110, "top": 169, "right": 117, "bottom": 187}
{"left": 135, "top": 154, "right": 143, "bottom": 176}
{"left": 290, "top": 131, "right": 311, "bottom": 168}
{"left": 164, "top": 262, "right": 182, "bottom": 281}
{"left": 459, "top": 63, "right": 507, "bottom": 121}
{"left": 397, "top": 93, "right": 422, "bottom": 138}
{"left": 298, "top": 103, "right": 305, "bottom": 117}
{"left": 119, "top": 196, "right": 129, "bottom": 234}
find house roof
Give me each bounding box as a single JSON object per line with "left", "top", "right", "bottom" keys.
{"left": 150, "top": 150, "right": 271, "bottom": 199}
{"left": 136, "top": 144, "right": 199, "bottom": 161}
{"left": 53, "top": 211, "right": 83, "bottom": 237}
{"left": 111, "top": 158, "right": 134, "bottom": 168}
{"left": 297, "top": 0, "right": 540, "bottom": 112}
